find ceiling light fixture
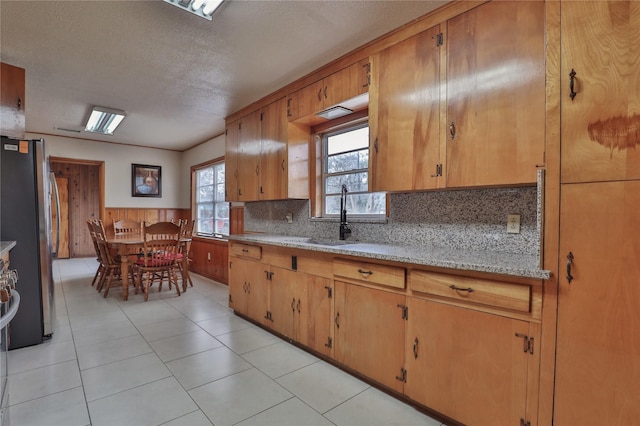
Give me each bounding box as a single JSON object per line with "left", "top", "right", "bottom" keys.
{"left": 316, "top": 106, "right": 354, "bottom": 120}
{"left": 163, "top": 0, "right": 225, "bottom": 21}
{"left": 84, "top": 106, "right": 127, "bottom": 135}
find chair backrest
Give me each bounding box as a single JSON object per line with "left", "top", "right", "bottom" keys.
{"left": 95, "top": 231, "right": 118, "bottom": 267}
{"left": 113, "top": 219, "right": 142, "bottom": 235}
{"left": 180, "top": 219, "right": 195, "bottom": 238}
{"left": 87, "top": 220, "right": 101, "bottom": 258}
{"left": 140, "top": 221, "right": 182, "bottom": 268}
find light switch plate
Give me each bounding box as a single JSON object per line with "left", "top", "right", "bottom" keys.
{"left": 507, "top": 214, "right": 521, "bottom": 234}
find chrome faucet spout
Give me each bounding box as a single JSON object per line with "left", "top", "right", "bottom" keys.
{"left": 339, "top": 184, "right": 351, "bottom": 240}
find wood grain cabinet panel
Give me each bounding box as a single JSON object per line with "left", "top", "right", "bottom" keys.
{"left": 259, "top": 98, "right": 288, "bottom": 200}
{"left": 555, "top": 180, "right": 640, "bottom": 425}
{"left": 334, "top": 280, "right": 406, "bottom": 392}
{"left": 287, "top": 59, "right": 370, "bottom": 124}
{"left": 405, "top": 297, "right": 531, "bottom": 426}
{"left": 189, "top": 238, "right": 228, "bottom": 284}
{"left": 560, "top": 1, "right": 640, "bottom": 183}
{"left": 333, "top": 258, "right": 405, "bottom": 289}
{"left": 369, "top": 25, "right": 442, "bottom": 192}
{"left": 224, "top": 119, "right": 240, "bottom": 202}
{"left": 446, "top": 1, "right": 545, "bottom": 187}
{"left": 0, "top": 62, "right": 26, "bottom": 139}
{"left": 228, "top": 256, "right": 268, "bottom": 325}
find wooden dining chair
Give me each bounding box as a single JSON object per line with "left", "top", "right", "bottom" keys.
{"left": 177, "top": 219, "right": 195, "bottom": 288}
{"left": 86, "top": 219, "right": 106, "bottom": 288}
{"left": 135, "top": 221, "right": 182, "bottom": 301}
{"left": 113, "top": 219, "right": 142, "bottom": 235}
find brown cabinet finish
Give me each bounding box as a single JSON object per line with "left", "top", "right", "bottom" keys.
{"left": 189, "top": 238, "right": 228, "bottom": 284}
{"left": 228, "top": 257, "right": 268, "bottom": 325}
{"left": 334, "top": 280, "right": 406, "bottom": 392}
{"left": 406, "top": 297, "right": 531, "bottom": 426}
{"left": 446, "top": 1, "right": 545, "bottom": 187}
{"left": 259, "top": 98, "right": 288, "bottom": 200}
{"left": 370, "top": 25, "right": 442, "bottom": 192}
{"left": 560, "top": 1, "right": 640, "bottom": 183}
{"left": 236, "top": 111, "right": 261, "bottom": 201}
{"left": 224, "top": 119, "right": 240, "bottom": 202}
{"left": 554, "top": 181, "right": 640, "bottom": 425}
{"left": 0, "top": 62, "right": 26, "bottom": 139}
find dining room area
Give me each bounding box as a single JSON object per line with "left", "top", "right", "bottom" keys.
{"left": 4, "top": 255, "right": 440, "bottom": 426}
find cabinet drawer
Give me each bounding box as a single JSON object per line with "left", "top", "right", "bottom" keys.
{"left": 333, "top": 258, "right": 405, "bottom": 289}
{"left": 409, "top": 270, "right": 531, "bottom": 313}
{"left": 229, "top": 242, "right": 262, "bottom": 260}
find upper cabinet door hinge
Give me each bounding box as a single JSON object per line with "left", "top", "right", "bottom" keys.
{"left": 435, "top": 32, "right": 444, "bottom": 47}
{"left": 515, "top": 333, "right": 534, "bottom": 354}
{"left": 265, "top": 271, "right": 274, "bottom": 281}
{"left": 397, "top": 304, "right": 408, "bottom": 320}
{"left": 520, "top": 419, "right": 531, "bottom": 426}
{"left": 395, "top": 367, "right": 407, "bottom": 383}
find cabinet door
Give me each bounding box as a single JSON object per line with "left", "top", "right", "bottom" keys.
{"left": 303, "top": 275, "right": 333, "bottom": 357}
{"left": 224, "top": 120, "right": 240, "bottom": 202}
{"left": 0, "top": 62, "right": 25, "bottom": 139}
{"left": 323, "top": 66, "right": 352, "bottom": 109}
{"left": 370, "top": 26, "right": 441, "bottom": 192}
{"left": 406, "top": 297, "right": 530, "bottom": 426}
{"left": 446, "top": 1, "right": 544, "bottom": 187}
{"left": 259, "top": 98, "right": 288, "bottom": 201}
{"left": 561, "top": 1, "right": 640, "bottom": 183}
{"left": 269, "top": 266, "right": 300, "bottom": 338}
{"left": 555, "top": 181, "right": 640, "bottom": 425}
{"left": 228, "top": 257, "right": 249, "bottom": 314}
{"left": 334, "top": 281, "right": 406, "bottom": 392}
{"left": 246, "top": 264, "right": 269, "bottom": 325}
{"left": 237, "top": 111, "right": 260, "bottom": 201}
{"left": 293, "top": 80, "right": 325, "bottom": 119}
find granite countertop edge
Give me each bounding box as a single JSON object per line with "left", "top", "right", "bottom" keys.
{"left": 0, "top": 241, "right": 17, "bottom": 257}
{"left": 228, "top": 234, "right": 551, "bottom": 280}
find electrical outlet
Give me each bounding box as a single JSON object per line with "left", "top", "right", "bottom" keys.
{"left": 286, "top": 212, "right": 293, "bottom": 224}
{"left": 207, "top": 252, "right": 211, "bottom": 260}
{"left": 507, "top": 214, "right": 521, "bottom": 234}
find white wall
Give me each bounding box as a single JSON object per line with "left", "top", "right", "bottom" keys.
{"left": 28, "top": 132, "right": 227, "bottom": 209}
{"left": 29, "top": 133, "right": 184, "bottom": 208}
{"left": 180, "top": 133, "right": 225, "bottom": 207}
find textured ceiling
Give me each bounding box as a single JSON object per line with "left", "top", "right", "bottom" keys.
{"left": 0, "top": 0, "right": 447, "bottom": 151}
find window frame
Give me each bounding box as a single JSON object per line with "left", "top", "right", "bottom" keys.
{"left": 191, "top": 156, "right": 229, "bottom": 237}
{"left": 320, "top": 121, "right": 386, "bottom": 219}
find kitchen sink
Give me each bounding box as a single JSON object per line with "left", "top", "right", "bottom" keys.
{"left": 305, "top": 239, "right": 355, "bottom": 246}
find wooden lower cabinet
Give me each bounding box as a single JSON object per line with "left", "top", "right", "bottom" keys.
{"left": 269, "top": 266, "right": 305, "bottom": 339}
{"left": 405, "top": 297, "right": 532, "bottom": 426}
{"left": 334, "top": 280, "right": 406, "bottom": 392}
{"left": 189, "top": 238, "right": 228, "bottom": 284}
{"left": 228, "top": 257, "right": 268, "bottom": 325}
{"left": 554, "top": 181, "right": 640, "bottom": 425}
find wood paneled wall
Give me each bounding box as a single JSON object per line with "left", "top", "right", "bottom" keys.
{"left": 104, "top": 208, "right": 190, "bottom": 234}
{"left": 50, "top": 161, "right": 101, "bottom": 258}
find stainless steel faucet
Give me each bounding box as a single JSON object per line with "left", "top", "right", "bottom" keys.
{"left": 339, "top": 184, "right": 351, "bottom": 240}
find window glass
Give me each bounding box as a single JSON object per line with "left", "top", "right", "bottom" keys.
{"left": 194, "top": 161, "right": 229, "bottom": 236}
{"left": 323, "top": 125, "right": 385, "bottom": 216}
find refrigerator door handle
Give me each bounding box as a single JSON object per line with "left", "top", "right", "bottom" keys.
{"left": 49, "top": 172, "right": 61, "bottom": 257}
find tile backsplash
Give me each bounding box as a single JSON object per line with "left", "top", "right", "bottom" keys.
{"left": 244, "top": 185, "right": 541, "bottom": 257}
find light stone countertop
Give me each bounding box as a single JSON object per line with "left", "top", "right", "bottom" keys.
{"left": 0, "top": 241, "right": 16, "bottom": 257}
{"left": 228, "top": 234, "right": 551, "bottom": 280}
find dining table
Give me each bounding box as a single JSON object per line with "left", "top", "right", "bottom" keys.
{"left": 106, "top": 234, "right": 191, "bottom": 301}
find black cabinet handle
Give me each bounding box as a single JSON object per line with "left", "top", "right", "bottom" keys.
{"left": 569, "top": 69, "right": 577, "bottom": 100}
{"left": 449, "top": 121, "right": 456, "bottom": 140}
{"left": 449, "top": 284, "right": 474, "bottom": 293}
{"left": 567, "top": 252, "right": 574, "bottom": 283}
{"left": 413, "top": 337, "right": 419, "bottom": 359}
{"left": 335, "top": 312, "right": 340, "bottom": 329}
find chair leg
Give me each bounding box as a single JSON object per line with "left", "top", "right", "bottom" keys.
{"left": 103, "top": 271, "right": 114, "bottom": 298}
{"left": 144, "top": 272, "right": 151, "bottom": 301}
{"left": 96, "top": 268, "right": 108, "bottom": 292}
{"left": 91, "top": 264, "right": 103, "bottom": 287}
{"left": 171, "top": 269, "right": 181, "bottom": 297}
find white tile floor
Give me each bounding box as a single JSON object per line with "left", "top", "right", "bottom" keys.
{"left": 5, "top": 258, "right": 444, "bottom": 426}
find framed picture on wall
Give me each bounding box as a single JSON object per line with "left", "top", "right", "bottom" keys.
{"left": 132, "top": 164, "right": 161, "bottom": 197}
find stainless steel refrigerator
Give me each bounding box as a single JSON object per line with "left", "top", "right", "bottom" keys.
{"left": 0, "top": 137, "right": 55, "bottom": 349}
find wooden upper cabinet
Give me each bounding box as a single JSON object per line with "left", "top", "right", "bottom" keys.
{"left": 0, "top": 62, "right": 26, "bottom": 139}
{"left": 446, "top": 1, "right": 545, "bottom": 188}
{"left": 226, "top": 98, "right": 309, "bottom": 202}
{"left": 237, "top": 110, "right": 261, "bottom": 201}
{"left": 369, "top": 25, "right": 442, "bottom": 192}
{"left": 259, "top": 98, "right": 288, "bottom": 200}
{"left": 561, "top": 1, "right": 640, "bottom": 183}
{"left": 224, "top": 119, "right": 240, "bottom": 202}
{"left": 287, "top": 59, "right": 370, "bottom": 124}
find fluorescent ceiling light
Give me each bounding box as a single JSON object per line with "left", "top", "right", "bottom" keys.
{"left": 316, "top": 106, "right": 353, "bottom": 120}
{"left": 163, "top": 0, "right": 225, "bottom": 20}
{"left": 84, "top": 106, "right": 126, "bottom": 135}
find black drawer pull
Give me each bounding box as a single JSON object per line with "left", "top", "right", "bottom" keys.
{"left": 449, "top": 285, "right": 474, "bottom": 293}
